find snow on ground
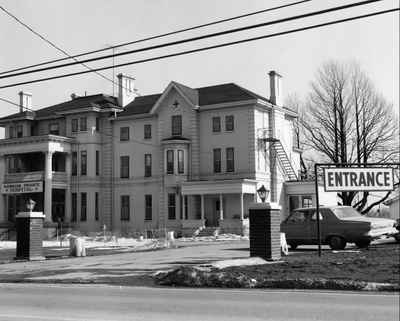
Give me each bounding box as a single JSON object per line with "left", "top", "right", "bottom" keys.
{"left": 0, "top": 233, "right": 247, "bottom": 250}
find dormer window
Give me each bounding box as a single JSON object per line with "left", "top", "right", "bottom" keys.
{"left": 171, "top": 115, "right": 182, "bottom": 137}
{"left": 49, "top": 123, "right": 59, "bottom": 135}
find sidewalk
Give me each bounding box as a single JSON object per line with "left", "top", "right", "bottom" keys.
{"left": 0, "top": 240, "right": 250, "bottom": 286}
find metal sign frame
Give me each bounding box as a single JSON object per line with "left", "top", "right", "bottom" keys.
{"left": 314, "top": 162, "right": 400, "bottom": 257}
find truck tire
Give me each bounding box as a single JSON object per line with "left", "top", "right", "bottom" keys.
{"left": 329, "top": 236, "right": 346, "bottom": 250}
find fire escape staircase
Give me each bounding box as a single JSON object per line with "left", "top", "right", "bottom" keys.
{"left": 270, "top": 140, "right": 298, "bottom": 181}
{"left": 258, "top": 129, "right": 298, "bottom": 181}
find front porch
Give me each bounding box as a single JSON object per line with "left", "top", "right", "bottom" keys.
{"left": 180, "top": 179, "right": 259, "bottom": 236}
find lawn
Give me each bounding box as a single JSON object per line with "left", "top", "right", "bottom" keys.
{"left": 223, "top": 243, "right": 400, "bottom": 285}
{"left": 157, "top": 242, "right": 400, "bottom": 290}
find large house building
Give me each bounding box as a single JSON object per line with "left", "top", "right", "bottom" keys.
{"left": 0, "top": 71, "right": 336, "bottom": 237}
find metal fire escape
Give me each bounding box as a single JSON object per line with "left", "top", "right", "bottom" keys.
{"left": 258, "top": 129, "right": 298, "bottom": 181}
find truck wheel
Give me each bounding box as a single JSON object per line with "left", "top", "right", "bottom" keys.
{"left": 329, "top": 236, "right": 346, "bottom": 250}
{"left": 394, "top": 234, "right": 400, "bottom": 243}
{"left": 355, "top": 239, "right": 371, "bottom": 248}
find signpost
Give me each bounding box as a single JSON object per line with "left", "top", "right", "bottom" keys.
{"left": 315, "top": 163, "right": 399, "bottom": 257}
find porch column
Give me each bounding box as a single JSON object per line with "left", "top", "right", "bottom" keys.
{"left": 219, "top": 194, "right": 224, "bottom": 220}
{"left": 181, "top": 194, "right": 185, "bottom": 220}
{"left": 64, "top": 153, "right": 72, "bottom": 223}
{"left": 44, "top": 151, "right": 53, "bottom": 222}
{"left": 240, "top": 193, "right": 244, "bottom": 220}
{"left": 200, "top": 194, "right": 205, "bottom": 220}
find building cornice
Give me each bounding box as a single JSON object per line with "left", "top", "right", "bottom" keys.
{"left": 0, "top": 134, "right": 75, "bottom": 147}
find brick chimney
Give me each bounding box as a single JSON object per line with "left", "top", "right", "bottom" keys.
{"left": 117, "top": 73, "right": 137, "bottom": 107}
{"left": 18, "top": 91, "right": 32, "bottom": 112}
{"left": 268, "top": 70, "right": 283, "bottom": 107}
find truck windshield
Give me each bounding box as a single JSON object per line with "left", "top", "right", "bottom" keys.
{"left": 332, "top": 207, "right": 362, "bottom": 219}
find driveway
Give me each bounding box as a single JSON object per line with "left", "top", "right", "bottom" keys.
{"left": 0, "top": 240, "right": 250, "bottom": 285}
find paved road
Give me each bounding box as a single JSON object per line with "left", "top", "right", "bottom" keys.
{"left": 0, "top": 283, "right": 398, "bottom": 321}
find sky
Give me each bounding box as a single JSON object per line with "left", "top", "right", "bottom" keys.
{"left": 0, "top": 0, "right": 398, "bottom": 127}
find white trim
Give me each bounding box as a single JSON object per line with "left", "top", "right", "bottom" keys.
{"left": 181, "top": 179, "right": 257, "bottom": 195}
{"left": 199, "top": 99, "right": 256, "bottom": 111}
{"left": 16, "top": 212, "right": 45, "bottom": 219}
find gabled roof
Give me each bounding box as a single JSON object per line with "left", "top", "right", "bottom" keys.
{"left": 0, "top": 94, "right": 119, "bottom": 123}
{"left": 118, "top": 82, "right": 270, "bottom": 118}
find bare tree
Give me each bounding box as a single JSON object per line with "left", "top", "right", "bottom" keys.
{"left": 300, "top": 61, "right": 399, "bottom": 213}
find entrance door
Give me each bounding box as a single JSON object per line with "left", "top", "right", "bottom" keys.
{"left": 52, "top": 189, "right": 65, "bottom": 222}
{"left": 205, "top": 199, "right": 219, "bottom": 227}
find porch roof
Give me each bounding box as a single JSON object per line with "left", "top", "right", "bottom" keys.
{"left": 0, "top": 135, "right": 74, "bottom": 155}
{"left": 181, "top": 179, "right": 258, "bottom": 195}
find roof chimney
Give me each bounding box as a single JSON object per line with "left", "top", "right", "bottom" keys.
{"left": 18, "top": 91, "right": 32, "bottom": 112}
{"left": 268, "top": 70, "right": 283, "bottom": 107}
{"left": 117, "top": 73, "right": 137, "bottom": 107}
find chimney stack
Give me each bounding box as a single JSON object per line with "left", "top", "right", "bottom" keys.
{"left": 18, "top": 91, "right": 32, "bottom": 112}
{"left": 268, "top": 71, "right": 283, "bottom": 107}
{"left": 117, "top": 73, "right": 137, "bottom": 107}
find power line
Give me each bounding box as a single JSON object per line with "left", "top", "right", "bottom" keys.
{"left": 0, "top": 7, "right": 397, "bottom": 90}
{"left": 0, "top": 0, "right": 312, "bottom": 76}
{"left": 0, "top": 0, "right": 384, "bottom": 80}
{"left": 0, "top": 5, "right": 131, "bottom": 93}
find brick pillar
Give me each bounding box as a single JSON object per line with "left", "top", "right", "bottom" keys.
{"left": 249, "top": 202, "right": 281, "bottom": 261}
{"left": 15, "top": 212, "right": 45, "bottom": 261}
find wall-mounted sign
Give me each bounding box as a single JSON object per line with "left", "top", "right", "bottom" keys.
{"left": 324, "top": 168, "right": 394, "bottom": 192}
{"left": 1, "top": 181, "right": 43, "bottom": 194}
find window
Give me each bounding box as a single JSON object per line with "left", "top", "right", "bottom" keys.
{"left": 177, "top": 150, "right": 184, "bottom": 174}
{"left": 168, "top": 193, "right": 176, "bottom": 220}
{"left": 16, "top": 125, "right": 23, "bottom": 138}
{"left": 80, "top": 117, "right": 87, "bottom": 131}
{"left": 120, "top": 127, "right": 130, "bottom": 141}
{"left": 226, "top": 147, "right": 235, "bottom": 172}
{"left": 212, "top": 117, "right": 221, "bottom": 133}
{"left": 80, "top": 151, "right": 87, "bottom": 176}
{"left": 95, "top": 117, "right": 100, "bottom": 132}
{"left": 121, "top": 195, "right": 130, "bottom": 221}
{"left": 302, "top": 196, "right": 312, "bottom": 208}
{"left": 9, "top": 126, "right": 15, "bottom": 138}
{"left": 145, "top": 195, "right": 152, "bottom": 221}
{"left": 166, "top": 150, "right": 174, "bottom": 174}
{"left": 95, "top": 192, "right": 99, "bottom": 221}
{"left": 80, "top": 192, "right": 87, "bottom": 221}
{"left": 144, "top": 124, "right": 152, "bottom": 139}
{"left": 71, "top": 119, "right": 78, "bottom": 133}
{"left": 72, "top": 152, "right": 77, "bottom": 176}
{"left": 120, "top": 156, "right": 130, "bottom": 178}
{"left": 49, "top": 123, "right": 59, "bottom": 135}
{"left": 71, "top": 193, "right": 77, "bottom": 222}
{"left": 225, "top": 115, "right": 234, "bottom": 131}
{"left": 95, "top": 151, "right": 100, "bottom": 176}
{"left": 287, "top": 211, "right": 306, "bottom": 223}
{"left": 144, "top": 154, "right": 152, "bottom": 177}
{"left": 213, "top": 148, "right": 221, "bottom": 173}
{"left": 171, "top": 115, "right": 182, "bottom": 136}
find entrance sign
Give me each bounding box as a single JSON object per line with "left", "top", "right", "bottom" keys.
{"left": 1, "top": 181, "right": 43, "bottom": 194}
{"left": 324, "top": 167, "right": 394, "bottom": 192}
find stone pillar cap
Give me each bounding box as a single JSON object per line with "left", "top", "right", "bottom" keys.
{"left": 249, "top": 202, "right": 281, "bottom": 210}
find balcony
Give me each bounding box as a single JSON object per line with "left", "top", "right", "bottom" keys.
{"left": 4, "top": 171, "right": 68, "bottom": 184}
{"left": 4, "top": 171, "right": 44, "bottom": 183}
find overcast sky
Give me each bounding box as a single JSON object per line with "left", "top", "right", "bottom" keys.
{"left": 0, "top": 0, "right": 398, "bottom": 121}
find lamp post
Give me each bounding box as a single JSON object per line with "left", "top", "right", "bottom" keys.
{"left": 257, "top": 185, "right": 269, "bottom": 203}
